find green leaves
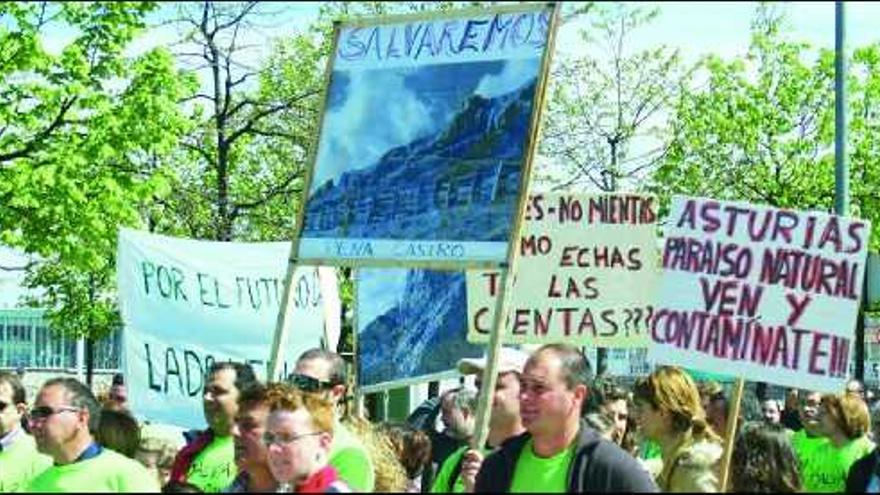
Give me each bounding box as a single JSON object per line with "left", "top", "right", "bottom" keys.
{"left": 539, "top": 2, "right": 692, "bottom": 192}
{"left": 651, "top": 4, "right": 878, "bottom": 251}
{"left": 0, "top": 2, "right": 192, "bottom": 339}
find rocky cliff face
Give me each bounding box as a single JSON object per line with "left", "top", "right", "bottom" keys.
{"left": 359, "top": 270, "right": 482, "bottom": 386}
{"left": 304, "top": 79, "right": 538, "bottom": 241}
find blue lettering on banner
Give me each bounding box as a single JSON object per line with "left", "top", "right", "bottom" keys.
{"left": 336, "top": 10, "right": 550, "bottom": 63}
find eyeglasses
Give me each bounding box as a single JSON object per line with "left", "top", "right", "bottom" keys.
{"left": 262, "top": 431, "right": 323, "bottom": 446}
{"left": 287, "top": 373, "right": 337, "bottom": 393}
{"left": 28, "top": 406, "right": 81, "bottom": 421}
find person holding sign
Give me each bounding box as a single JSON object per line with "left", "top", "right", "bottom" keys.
{"left": 292, "top": 349, "right": 374, "bottom": 492}
{"left": 632, "top": 367, "right": 723, "bottom": 492}
{"left": 168, "top": 362, "right": 258, "bottom": 492}
{"left": 432, "top": 348, "right": 528, "bottom": 493}
{"left": 0, "top": 372, "right": 51, "bottom": 492}
{"left": 26, "top": 378, "right": 160, "bottom": 492}
{"left": 474, "top": 344, "right": 657, "bottom": 493}
{"left": 802, "top": 392, "right": 874, "bottom": 492}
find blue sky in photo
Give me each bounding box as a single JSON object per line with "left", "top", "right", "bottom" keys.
{"left": 357, "top": 268, "right": 409, "bottom": 331}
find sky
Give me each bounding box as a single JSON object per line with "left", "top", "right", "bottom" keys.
{"left": 357, "top": 268, "right": 408, "bottom": 330}
{"left": 28, "top": 1, "right": 880, "bottom": 191}
{"left": 33, "top": 2, "right": 880, "bottom": 105}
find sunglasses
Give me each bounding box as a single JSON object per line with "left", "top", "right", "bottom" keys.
{"left": 287, "top": 373, "right": 338, "bottom": 393}
{"left": 28, "top": 405, "right": 81, "bottom": 421}
{"left": 262, "top": 431, "right": 323, "bottom": 447}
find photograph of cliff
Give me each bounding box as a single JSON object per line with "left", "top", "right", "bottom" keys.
{"left": 302, "top": 58, "right": 541, "bottom": 243}
{"left": 357, "top": 268, "right": 483, "bottom": 387}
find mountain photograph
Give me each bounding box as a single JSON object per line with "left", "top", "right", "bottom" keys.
{"left": 303, "top": 59, "right": 541, "bottom": 242}
{"left": 357, "top": 268, "right": 483, "bottom": 387}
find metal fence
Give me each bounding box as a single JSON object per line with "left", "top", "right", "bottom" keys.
{"left": 0, "top": 309, "right": 121, "bottom": 371}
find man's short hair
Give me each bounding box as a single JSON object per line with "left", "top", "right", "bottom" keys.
{"left": 208, "top": 361, "right": 258, "bottom": 393}
{"left": 296, "top": 348, "right": 347, "bottom": 385}
{"left": 585, "top": 376, "right": 628, "bottom": 414}
{"left": 42, "top": 377, "right": 101, "bottom": 432}
{"left": 0, "top": 371, "right": 26, "bottom": 405}
{"left": 237, "top": 381, "right": 269, "bottom": 410}
{"left": 532, "top": 343, "right": 593, "bottom": 389}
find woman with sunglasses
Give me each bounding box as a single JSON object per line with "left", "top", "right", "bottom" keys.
{"left": 632, "top": 367, "right": 723, "bottom": 492}
{"left": 264, "top": 384, "right": 350, "bottom": 493}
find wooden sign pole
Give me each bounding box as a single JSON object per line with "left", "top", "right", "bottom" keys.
{"left": 470, "top": 1, "right": 562, "bottom": 451}
{"left": 719, "top": 377, "right": 745, "bottom": 492}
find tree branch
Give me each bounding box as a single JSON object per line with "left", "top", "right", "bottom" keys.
{"left": 232, "top": 172, "right": 302, "bottom": 212}
{"left": 0, "top": 96, "right": 78, "bottom": 165}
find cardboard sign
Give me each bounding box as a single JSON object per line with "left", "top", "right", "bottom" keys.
{"left": 297, "top": 4, "right": 555, "bottom": 266}
{"left": 647, "top": 196, "right": 871, "bottom": 393}
{"left": 117, "top": 229, "right": 338, "bottom": 428}
{"left": 356, "top": 268, "right": 483, "bottom": 390}
{"left": 467, "top": 193, "right": 660, "bottom": 346}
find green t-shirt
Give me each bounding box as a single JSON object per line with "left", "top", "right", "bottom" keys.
{"left": 792, "top": 429, "right": 828, "bottom": 474}
{"left": 186, "top": 435, "right": 237, "bottom": 493}
{"left": 509, "top": 439, "right": 576, "bottom": 493}
{"left": 430, "top": 445, "right": 492, "bottom": 493}
{"left": 329, "top": 421, "right": 375, "bottom": 492}
{"left": 0, "top": 430, "right": 52, "bottom": 492}
{"left": 27, "top": 448, "right": 160, "bottom": 492}
{"left": 641, "top": 438, "right": 662, "bottom": 460}
{"left": 802, "top": 435, "right": 875, "bottom": 493}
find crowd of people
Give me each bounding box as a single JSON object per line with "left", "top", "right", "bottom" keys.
{"left": 1, "top": 343, "right": 879, "bottom": 493}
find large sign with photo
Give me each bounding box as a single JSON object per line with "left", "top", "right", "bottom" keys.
{"left": 467, "top": 193, "right": 660, "bottom": 346}
{"left": 118, "top": 229, "right": 339, "bottom": 428}
{"left": 298, "top": 4, "right": 555, "bottom": 266}
{"left": 648, "top": 197, "right": 871, "bottom": 393}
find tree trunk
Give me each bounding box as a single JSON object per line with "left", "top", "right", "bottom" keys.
{"left": 85, "top": 337, "right": 95, "bottom": 388}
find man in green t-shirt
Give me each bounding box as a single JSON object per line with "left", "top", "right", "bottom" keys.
{"left": 791, "top": 390, "right": 828, "bottom": 480}
{"left": 26, "top": 377, "right": 159, "bottom": 492}
{"left": 432, "top": 347, "right": 528, "bottom": 493}
{"left": 168, "top": 362, "right": 258, "bottom": 492}
{"left": 0, "top": 371, "right": 51, "bottom": 492}
{"left": 473, "top": 344, "right": 658, "bottom": 493}
{"left": 291, "top": 348, "right": 375, "bottom": 492}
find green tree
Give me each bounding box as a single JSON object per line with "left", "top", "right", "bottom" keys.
{"left": 0, "top": 2, "right": 196, "bottom": 380}
{"left": 652, "top": 4, "right": 879, "bottom": 250}
{"left": 538, "top": 2, "right": 692, "bottom": 192}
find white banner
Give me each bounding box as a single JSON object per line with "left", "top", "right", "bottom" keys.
{"left": 467, "top": 193, "right": 660, "bottom": 346}
{"left": 648, "top": 197, "right": 871, "bottom": 393}
{"left": 117, "top": 228, "right": 338, "bottom": 428}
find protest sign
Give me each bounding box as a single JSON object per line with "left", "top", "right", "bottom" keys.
{"left": 356, "top": 268, "right": 483, "bottom": 391}
{"left": 467, "top": 193, "right": 660, "bottom": 346}
{"left": 648, "top": 196, "right": 871, "bottom": 393}
{"left": 295, "top": 4, "right": 556, "bottom": 267}
{"left": 117, "top": 228, "right": 338, "bottom": 428}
